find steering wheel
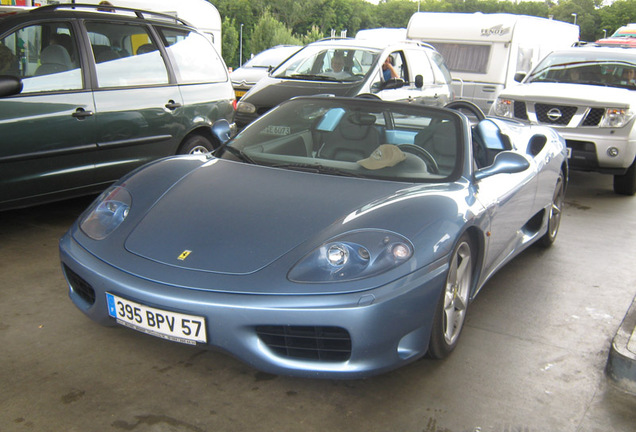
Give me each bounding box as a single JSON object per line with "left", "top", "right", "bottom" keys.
{"left": 444, "top": 100, "right": 486, "bottom": 123}
{"left": 398, "top": 144, "right": 439, "bottom": 174}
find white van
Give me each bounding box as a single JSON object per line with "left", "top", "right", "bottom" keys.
{"left": 407, "top": 12, "right": 579, "bottom": 112}
{"left": 18, "top": 0, "right": 223, "bottom": 54}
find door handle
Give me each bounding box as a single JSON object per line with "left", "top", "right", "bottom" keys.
{"left": 72, "top": 108, "right": 94, "bottom": 119}
{"left": 165, "top": 100, "right": 182, "bottom": 110}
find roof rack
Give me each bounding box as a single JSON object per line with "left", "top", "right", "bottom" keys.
{"left": 32, "top": 3, "right": 192, "bottom": 28}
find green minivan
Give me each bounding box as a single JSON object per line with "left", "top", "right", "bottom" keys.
{"left": 0, "top": 4, "right": 235, "bottom": 210}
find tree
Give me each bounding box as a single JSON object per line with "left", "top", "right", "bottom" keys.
{"left": 222, "top": 17, "right": 239, "bottom": 69}
{"left": 248, "top": 11, "right": 302, "bottom": 58}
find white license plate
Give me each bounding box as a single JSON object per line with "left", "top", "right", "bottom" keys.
{"left": 106, "top": 293, "right": 207, "bottom": 345}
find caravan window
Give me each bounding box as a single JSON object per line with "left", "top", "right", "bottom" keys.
{"left": 429, "top": 42, "right": 490, "bottom": 74}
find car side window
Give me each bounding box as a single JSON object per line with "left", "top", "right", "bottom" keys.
{"left": 85, "top": 22, "right": 169, "bottom": 88}
{"left": 0, "top": 22, "right": 82, "bottom": 93}
{"left": 158, "top": 27, "right": 227, "bottom": 84}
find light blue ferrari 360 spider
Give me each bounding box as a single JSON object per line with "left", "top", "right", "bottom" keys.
{"left": 60, "top": 96, "right": 567, "bottom": 378}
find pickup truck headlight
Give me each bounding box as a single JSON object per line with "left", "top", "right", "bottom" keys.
{"left": 493, "top": 98, "right": 514, "bottom": 118}
{"left": 600, "top": 108, "right": 633, "bottom": 128}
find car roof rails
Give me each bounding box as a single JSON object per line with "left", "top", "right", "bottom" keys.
{"left": 32, "top": 3, "right": 192, "bottom": 28}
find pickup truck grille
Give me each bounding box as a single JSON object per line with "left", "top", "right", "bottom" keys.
{"left": 536, "top": 104, "right": 577, "bottom": 125}
{"left": 512, "top": 102, "right": 606, "bottom": 127}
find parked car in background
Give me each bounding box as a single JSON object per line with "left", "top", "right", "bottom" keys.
{"left": 230, "top": 45, "right": 301, "bottom": 100}
{"left": 234, "top": 38, "right": 454, "bottom": 129}
{"left": 61, "top": 96, "right": 567, "bottom": 378}
{"left": 596, "top": 23, "right": 636, "bottom": 48}
{"left": 0, "top": 4, "right": 235, "bottom": 211}
{"left": 492, "top": 47, "right": 636, "bottom": 195}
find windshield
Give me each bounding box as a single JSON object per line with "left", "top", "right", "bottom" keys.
{"left": 220, "top": 97, "right": 463, "bottom": 183}
{"left": 272, "top": 45, "right": 380, "bottom": 83}
{"left": 526, "top": 51, "right": 636, "bottom": 89}
{"left": 242, "top": 46, "right": 300, "bottom": 69}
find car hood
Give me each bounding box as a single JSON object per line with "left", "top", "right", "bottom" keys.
{"left": 230, "top": 67, "right": 268, "bottom": 85}
{"left": 242, "top": 77, "right": 363, "bottom": 107}
{"left": 124, "top": 159, "right": 431, "bottom": 275}
{"left": 500, "top": 83, "right": 633, "bottom": 107}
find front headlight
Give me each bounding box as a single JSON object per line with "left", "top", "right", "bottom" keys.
{"left": 288, "top": 230, "right": 413, "bottom": 283}
{"left": 600, "top": 108, "right": 633, "bottom": 128}
{"left": 493, "top": 98, "right": 514, "bottom": 118}
{"left": 236, "top": 101, "right": 256, "bottom": 114}
{"left": 80, "top": 186, "right": 131, "bottom": 240}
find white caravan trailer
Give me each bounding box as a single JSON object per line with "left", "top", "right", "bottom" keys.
{"left": 407, "top": 12, "right": 579, "bottom": 112}
{"left": 32, "top": 0, "right": 223, "bottom": 54}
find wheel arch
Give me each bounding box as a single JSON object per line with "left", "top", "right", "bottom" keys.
{"left": 177, "top": 126, "right": 221, "bottom": 154}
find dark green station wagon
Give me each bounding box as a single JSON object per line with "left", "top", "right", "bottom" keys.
{"left": 0, "top": 4, "right": 235, "bottom": 210}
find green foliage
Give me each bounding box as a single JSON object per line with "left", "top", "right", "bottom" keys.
{"left": 212, "top": 0, "right": 636, "bottom": 67}
{"left": 221, "top": 17, "right": 239, "bottom": 69}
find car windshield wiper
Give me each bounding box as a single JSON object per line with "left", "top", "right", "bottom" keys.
{"left": 285, "top": 73, "right": 341, "bottom": 82}
{"left": 217, "top": 146, "right": 257, "bottom": 164}
{"left": 271, "top": 162, "right": 365, "bottom": 178}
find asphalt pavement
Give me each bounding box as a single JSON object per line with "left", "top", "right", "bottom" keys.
{"left": 1, "top": 170, "right": 635, "bottom": 432}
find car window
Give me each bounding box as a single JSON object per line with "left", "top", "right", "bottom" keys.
{"left": 272, "top": 46, "right": 378, "bottom": 82}
{"left": 226, "top": 98, "right": 462, "bottom": 181}
{"left": 86, "top": 22, "right": 169, "bottom": 88}
{"left": 526, "top": 51, "right": 636, "bottom": 89}
{"left": 0, "top": 22, "right": 82, "bottom": 93}
{"left": 430, "top": 51, "right": 452, "bottom": 84}
{"left": 158, "top": 26, "right": 227, "bottom": 84}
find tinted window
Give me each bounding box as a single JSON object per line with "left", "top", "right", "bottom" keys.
{"left": 158, "top": 27, "right": 227, "bottom": 84}
{"left": 86, "top": 22, "right": 169, "bottom": 88}
{"left": 0, "top": 22, "right": 82, "bottom": 93}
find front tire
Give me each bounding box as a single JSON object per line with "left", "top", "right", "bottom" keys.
{"left": 539, "top": 170, "right": 565, "bottom": 247}
{"left": 428, "top": 233, "right": 474, "bottom": 359}
{"left": 178, "top": 134, "right": 214, "bottom": 155}
{"left": 613, "top": 158, "right": 636, "bottom": 196}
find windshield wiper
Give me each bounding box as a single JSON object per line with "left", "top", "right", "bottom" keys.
{"left": 271, "top": 162, "right": 365, "bottom": 177}
{"left": 285, "top": 73, "right": 341, "bottom": 82}
{"left": 217, "top": 146, "right": 256, "bottom": 164}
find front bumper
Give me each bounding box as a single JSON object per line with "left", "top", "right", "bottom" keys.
{"left": 59, "top": 233, "right": 447, "bottom": 379}
{"left": 559, "top": 130, "right": 636, "bottom": 174}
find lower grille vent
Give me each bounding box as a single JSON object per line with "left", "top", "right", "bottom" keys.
{"left": 63, "top": 264, "right": 96, "bottom": 305}
{"left": 256, "top": 325, "right": 352, "bottom": 362}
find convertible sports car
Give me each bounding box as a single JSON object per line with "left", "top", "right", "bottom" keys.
{"left": 60, "top": 96, "right": 567, "bottom": 378}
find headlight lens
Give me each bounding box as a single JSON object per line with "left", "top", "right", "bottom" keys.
{"left": 288, "top": 230, "right": 413, "bottom": 283}
{"left": 493, "top": 98, "right": 514, "bottom": 117}
{"left": 80, "top": 186, "right": 131, "bottom": 240}
{"left": 236, "top": 101, "right": 256, "bottom": 114}
{"left": 600, "top": 108, "right": 633, "bottom": 128}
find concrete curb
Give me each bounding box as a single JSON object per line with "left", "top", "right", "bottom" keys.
{"left": 607, "top": 293, "right": 636, "bottom": 394}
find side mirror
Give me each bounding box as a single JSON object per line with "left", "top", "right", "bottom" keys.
{"left": 380, "top": 78, "right": 405, "bottom": 90}
{"left": 0, "top": 75, "right": 22, "bottom": 98}
{"left": 514, "top": 72, "right": 527, "bottom": 83}
{"left": 475, "top": 151, "right": 530, "bottom": 180}
{"left": 414, "top": 75, "right": 423, "bottom": 89}
{"left": 211, "top": 119, "right": 232, "bottom": 145}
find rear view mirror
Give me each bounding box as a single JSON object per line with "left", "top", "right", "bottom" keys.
{"left": 0, "top": 75, "right": 22, "bottom": 98}
{"left": 211, "top": 119, "right": 232, "bottom": 145}
{"left": 415, "top": 74, "right": 423, "bottom": 89}
{"left": 475, "top": 151, "right": 530, "bottom": 180}
{"left": 381, "top": 78, "right": 405, "bottom": 90}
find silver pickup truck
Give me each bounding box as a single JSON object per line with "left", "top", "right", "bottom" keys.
{"left": 491, "top": 46, "right": 636, "bottom": 195}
